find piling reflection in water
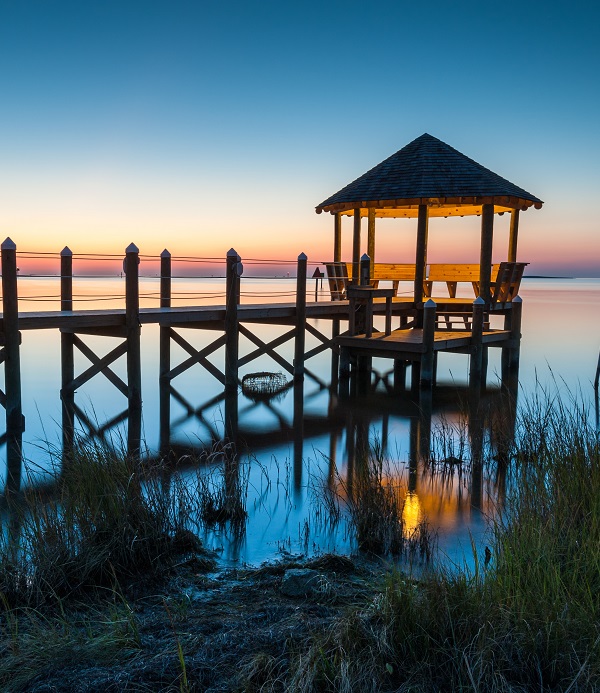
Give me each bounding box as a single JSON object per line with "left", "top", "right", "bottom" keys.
{"left": 11, "top": 378, "right": 521, "bottom": 566}
{"left": 1, "top": 331, "right": 523, "bottom": 567}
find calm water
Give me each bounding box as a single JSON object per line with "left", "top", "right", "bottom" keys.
{"left": 3, "top": 275, "right": 600, "bottom": 566}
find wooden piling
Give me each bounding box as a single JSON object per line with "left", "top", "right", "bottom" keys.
{"left": 351, "top": 208, "right": 361, "bottom": 285}
{"left": 367, "top": 207, "right": 375, "bottom": 275}
{"left": 331, "top": 318, "right": 340, "bottom": 390}
{"left": 508, "top": 209, "right": 520, "bottom": 262}
{"left": 125, "top": 243, "right": 142, "bottom": 456}
{"left": 393, "top": 360, "right": 406, "bottom": 393}
{"left": 419, "top": 299, "right": 437, "bottom": 391}
{"left": 469, "top": 297, "right": 485, "bottom": 391}
{"left": 225, "top": 249, "right": 240, "bottom": 439}
{"left": 294, "top": 253, "right": 307, "bottom": 382}
{"left": 479, "top": 203, "right": 494, "bottom": 302}
{"left": 339, "top": 346, "right": 351, "bottom": 398}
{"left": 506, "top": 295, "right": 522, "bottom": 372}
{"left": 159, "top": 249, "right": 171, "bottom": 455}
{"left": 414, "top": 204, "right": 429, "bottom": 308}
{"left": 1, "top": 238, "right": 23, "bottom": 492}
{"left": 360, "top": 253, "right": 370, "bottom": 286}
{"left": 333, "top": 212, "right": 342, "bottom": 263}
{"left": 60, "top": 246, "right": 75, "bottom": 460}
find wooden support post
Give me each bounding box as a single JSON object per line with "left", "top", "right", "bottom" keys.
{"left": 60, "top": 246, "right": 75, "bottom": 461}
{"left": 469, "top": 297, "right": 485, "bottom": 391}
{"left": 367, "top": 207, "right": 375, "bottom": 275}
{"left": 1, "top": 238, "right": 23, "bottom": 493}
{"left": 225, "top": 248, "right": 240, "bottom": 439}
{"left": 359, "top": 253, "right": 370, "bottom": 286}
{"left": 331, "top": 318, "right": 340, "bottom": 390}
{"left": 508, "top": 209, "right": 520, "bottom": 262}
{"left": 294, "top": 253, "right": 307, "bottom": 382}
{"left": 479, "top": 203, "right": 494, "bottom": 302}
{"left": 507, "top": 295, "right": 522, "bottom": 373}
{"left": 333, "top": 212, "right": 342, "bottom": 262}
{"left": 339, "top": 346, "right": 351, "bottom": 398}
{"left": 125, "top": 242, "right": 142, "bottom": 457}
{"left": 160, "top": 248, "right": 171, "bottom": 309}
{"left": 411, "top": 362, "right": 421, "bottom": 396}
{"left": 351, "top": 208, "right": 361, "bottom": 285}
{"left": 419, "top": 299, "right": 436, "bottom": 391}
{"left": 61, "top": 246, "right": 73, "bottom": 312}
{"left": 414, "top": 204, "right": 429, "bottom": 309}
{"left": 159, "top": 249, "right": 171, "bottom": 456}
{"left": 393, "top": 360, "right": 406, "bottom": 393}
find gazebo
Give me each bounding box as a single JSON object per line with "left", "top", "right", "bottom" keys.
{"left": 316, "top": 133, "right": 543, "bottom": 303}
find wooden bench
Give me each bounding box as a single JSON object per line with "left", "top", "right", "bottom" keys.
{"left": 371, "top": 263, "right": 416, "bottom": 295}
{"left": 433, "top": 261, "right": 528, "bottom": 330}
{"left": 325, "top": 262, "right": 417, "bottom": 300}
{"left": 424, "top": 263, "right": 501, "bottom": 298}
{"left": 326, "top": 261, "right": 527, "bottom": 303}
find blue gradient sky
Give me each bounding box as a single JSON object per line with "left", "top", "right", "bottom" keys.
{"left": 0, "top": 0, "right": 598, "bottom": 275}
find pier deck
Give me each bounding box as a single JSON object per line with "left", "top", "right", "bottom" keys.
{"left": 337, "top": 327, "right": 513, "bottom": 356}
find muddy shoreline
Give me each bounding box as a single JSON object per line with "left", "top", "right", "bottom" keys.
{"left": 21, "top": 554, "right": 385, "bottom": 692}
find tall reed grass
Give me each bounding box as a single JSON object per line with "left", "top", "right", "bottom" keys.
{"left": 287, "top": 392, "right": 600, "bottom": 692}
{"left": 0, "top": 438, "right": 236, "bottom": 607}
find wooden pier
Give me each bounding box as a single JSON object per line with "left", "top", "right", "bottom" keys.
{"left": 0, "top": 237, "right": 524, "bottom": 493}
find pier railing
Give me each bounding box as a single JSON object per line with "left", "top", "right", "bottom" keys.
{"left": 0, "top": 240, "right": 334, "bottom": 480}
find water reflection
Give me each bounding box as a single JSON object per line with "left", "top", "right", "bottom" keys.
{"left": 2, "top": 277, "right": 599, "bottom": 565}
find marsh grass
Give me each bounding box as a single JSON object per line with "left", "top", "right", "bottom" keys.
{"left": 311, "top": 440, "right": 434, "bottom": 560}
{"left": 0, "top": 595, "right": 142, "bottom": 691}
{"left": 0, "top": 438, "right": 220, "bottom": 608}
{"left": 289, "top": 392, "right": 600, "bottom": 691}
{"left": 195, "top": 441, "right": 249, "bottom": 535}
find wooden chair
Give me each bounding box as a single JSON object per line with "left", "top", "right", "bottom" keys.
{"left": 325, "top": 262, "right": 350, "bottom": 300}
{"left": 490, "top": 262, "right": 528, "bottom": 306}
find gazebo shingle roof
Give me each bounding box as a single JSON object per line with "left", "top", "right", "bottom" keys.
{"left": 316, "top": 133, "right": 543, "bottom": 216}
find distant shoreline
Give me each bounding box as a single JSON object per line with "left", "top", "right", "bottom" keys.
{"left": 524, "top": 275, "right": 575, "bottom": 279}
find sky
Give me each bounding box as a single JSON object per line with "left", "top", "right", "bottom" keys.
{"left": 0, "top": 0, "right": 599, "bottom": 276}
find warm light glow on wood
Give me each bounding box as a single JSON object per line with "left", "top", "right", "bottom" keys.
{"left": 338, "top": 204, "right": 517, "bottom": 218}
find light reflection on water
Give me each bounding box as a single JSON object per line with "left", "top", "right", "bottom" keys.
{"left": 2, "top": 276, "right": 600, "bottom": 566}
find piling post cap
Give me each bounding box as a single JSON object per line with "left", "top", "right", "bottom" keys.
{"left": 1, "top": 237, "right": 16, "bottom": 250}
{"left": 126, "top": 242, "right": 139, "bottom": 254}
{"left": 160, "top": 248, "right": 171, "bottom": 258}
{"left": 512, "top": 295, "right": 522, "bottom": 303}
{"left": 473, "top": 296, "right": 485, "bottom": 305}
{"left": 227, "top": 247, "right": 238, "bottom": 258}
{"left": 298, "top": 252, "right": 307, "bottom": 261}
{"left": 61, "top": 245, "right": 73, "bottom": 256}
{"left": 424, "top": 299, "right": 437, "bottom": 308}
{"left": 361, "top": 253, "right": 370, "bottom": 262}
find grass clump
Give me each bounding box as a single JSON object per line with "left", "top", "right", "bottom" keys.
{"left": 0, "top": 439, "right": 214, "bottom": 608}
{"left": 289, "top": 394, "right": 600, "bottom": 691}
